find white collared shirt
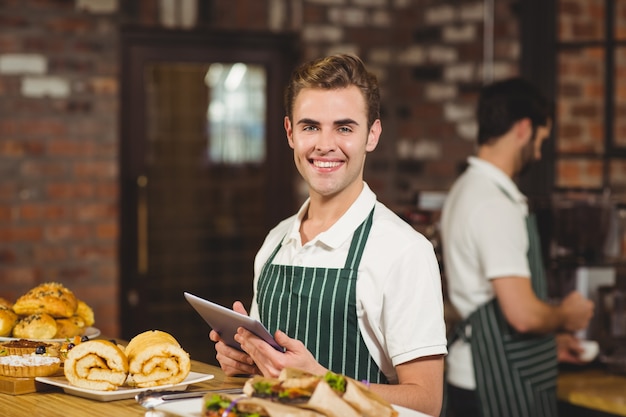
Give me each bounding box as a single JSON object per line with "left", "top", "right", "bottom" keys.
{"left": 441, "top": 156, "right": 531, "bottom": 389}
{"left": 250, "top": 183, "right": 448, "bottom": 383}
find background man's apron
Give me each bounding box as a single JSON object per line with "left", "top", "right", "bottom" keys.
{"left": 446, "top": 200, "right": 558, "bottom": 417}
{"left": 256, "top": 208, "right": 388, "bottom": 383}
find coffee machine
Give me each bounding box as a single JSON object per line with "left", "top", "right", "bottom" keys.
{"left": 549, "top": 192, "right": 620, "bottom": 344}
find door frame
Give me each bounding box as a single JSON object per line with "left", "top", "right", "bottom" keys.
{"left": 118, "top": 27, "right": 299, "bottom": 339}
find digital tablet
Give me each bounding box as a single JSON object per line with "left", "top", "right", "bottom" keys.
{"left": 184, "top": 292, "right": 284, "bottom": 352}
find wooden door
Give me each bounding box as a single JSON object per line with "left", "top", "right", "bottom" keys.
{"left": 119, "top": 28, "right": 298, "bottom": 364}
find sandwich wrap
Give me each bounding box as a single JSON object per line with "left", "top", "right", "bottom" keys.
{"left": 203, "top": 393, "right": 325, "bottom": 417}
{"left": 244, "top": 368, "right": 398, "bottom": 417}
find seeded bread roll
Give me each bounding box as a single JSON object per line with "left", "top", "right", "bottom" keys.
{"left": 13, "top": 282, "right": 78, "bottom": 318}
{"left": 125, "top": 330, "right": 191, "bottom": 388}
{"left": 0, "top": 306, "right": 18, "bottom": 337}
{"left": 12, "top": 313, "right": 57, "bottom": 340}
{"left": 64, "top": 340, "right": 129, "bottom": 391}
{"left": 55, "top": 315, "right": 86, "bottom": 339}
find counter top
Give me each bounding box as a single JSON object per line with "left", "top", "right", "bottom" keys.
{"left": 5, "top": 359, "right": 625, "bottom": 416}
{"left": 2, "top": 360, "right": 248, "bottom": 417}
{"left": 558, "top": 366, "right": 626, "bottom": 416}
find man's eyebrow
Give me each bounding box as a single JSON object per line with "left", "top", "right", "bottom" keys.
{"left": 334, "top": 118, "right": 359, "bottom": 126}
{"left": 295, "top": 118, "right": 359, "bottom": 126}
{"left": 296, "top": 118, "right": 319, "bottom": 125}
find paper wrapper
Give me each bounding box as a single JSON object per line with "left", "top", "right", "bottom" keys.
{"left": 204, "top": 393, "right": 326, "bottom": 417}
{"left": 343, "top": 377, "right": 398, "bottom": 417}
{"left": 125, "top": 330, "right": 191, "bottom": 388}
{"left": 63, "top": 340, "right": 129, "bottom": 391}
{"left": 245, "top": 368, "right": 398, "bottom": 417}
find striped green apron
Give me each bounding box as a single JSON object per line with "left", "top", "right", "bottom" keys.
{"left": 256, "top": 208, "right": 387, "bottom": 383}
{"left": 447, "top": 204, "right": 558, "bottom": 416}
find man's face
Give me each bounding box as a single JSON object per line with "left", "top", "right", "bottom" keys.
{"left": 518, "top": 121, "right": 552, "bottom": 175}
{"left": 284, "top": 86, "right": 381, "bottom": 201}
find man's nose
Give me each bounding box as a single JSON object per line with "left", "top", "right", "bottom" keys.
{"left": 316, "top": 130, "right": 336, "bottom": 151}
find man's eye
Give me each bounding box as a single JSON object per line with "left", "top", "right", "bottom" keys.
{"left": 303, "top": 125, "right": 318, "bottom": 131}
{"left": 338, "top": 126, "right": 352, "bottom": 133}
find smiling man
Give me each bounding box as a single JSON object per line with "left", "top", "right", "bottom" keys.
{"left": 209, "top": 54, "right": 448, "bottom": 415}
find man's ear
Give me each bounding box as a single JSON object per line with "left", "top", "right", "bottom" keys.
{"left": 515, "top": 118, "right": 533, "bottom": 145}
{"left": 284, "top": 116, "right": 295, "bottom": 149}
{"left": 366, "top": 119, "right": 382, "bottom": 152}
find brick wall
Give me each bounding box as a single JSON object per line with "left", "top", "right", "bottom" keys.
{"left": 0, "top": 0, "right": 120, "bottom": 337}
{"left": 0, "top": 0, "right": 521, "bottom": 337}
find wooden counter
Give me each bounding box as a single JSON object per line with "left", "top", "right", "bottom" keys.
{"left": 1, "top": 361, "right": 248, "bottom": 417}
{"left": 5, "top": 358, "right": 625, "bottom": 416}
{"left": 558, "top": 366, "right": 626, "bottom": 416}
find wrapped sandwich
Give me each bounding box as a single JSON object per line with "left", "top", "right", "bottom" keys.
{"left": 244, "top": 368, "right": 398, "bottom": 417}
{"left": 203, "top": 393, "right": 325, "bottom": 417}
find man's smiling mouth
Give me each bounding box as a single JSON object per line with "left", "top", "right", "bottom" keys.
{"left": 312, "top": 160, "right": 342, "bottom": 168}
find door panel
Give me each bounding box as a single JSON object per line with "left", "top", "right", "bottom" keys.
{"left": 120, "top": 28, "right": 298, "bottom": 364}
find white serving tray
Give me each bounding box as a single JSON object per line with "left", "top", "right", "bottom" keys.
{"left": 36, "top": 371, "right": 214, "bottom": 402}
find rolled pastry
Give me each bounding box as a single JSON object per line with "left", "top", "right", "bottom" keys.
{"left": 125, "top": 330, "right": 191, "bottom": 388}
{"left": 64, "top": 340, "right": 129, "bottom": 391}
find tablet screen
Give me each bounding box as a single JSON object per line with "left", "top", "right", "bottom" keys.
{"left": 184, "top": 292, "right": 283, "bottom": 352}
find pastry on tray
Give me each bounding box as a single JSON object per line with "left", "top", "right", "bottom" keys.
{"left": 54, "top": 315, "right": 86, "bottom": 339}
{"left": 12, "top": 313, "right": 58, "bottom": 340}
{"left": 63, "top": 339, "right": 129, "bottom": 391}
{"left": 12, "top": 282, "right": 78, "bottom": 318}
{"left": 0, "top": 354, "right": 61, "bottom": 378}
{"left": 0, "top": 339, "right": 59, "bottom": 356}
{"left": 0, "top": 307, "right": 18, "bottom": 337}
{"left": 75, "top": 300, "right": 95, "bottom": 327}
{"left": 125, "top": 330, "right": 191, "bottom": 388}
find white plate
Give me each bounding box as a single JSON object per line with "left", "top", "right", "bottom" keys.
{"left": 35, "top": 371, "right": 214, "bottom": 402}
{"left": 0, "top": 326, "right": 101, "bottom": 343}
{"left": 156, "top": 398, "right": 432, "bottom": 417}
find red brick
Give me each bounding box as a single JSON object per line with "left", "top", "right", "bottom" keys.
{"left": 73, "top": 244, "right": 116, "bottom": 261}
{"left": 0, "top": 267, "right": 38, "bottom": 286}
{"left": 96, "top": 222, "right": 118, "bottom": 240}
{"left": 0, "top": 206, "right": 13, "bottom": 222}
{"left": 0, "top": 225, "right": 43, "bottom": 242}
{"left": 46, "top": 182, "right": 96, "bottom": 199}
{"left": 33, "top": 245, "right": 69, "bottom": 262}
{"left": 21, "top": 160, "right": 68, "bottom": 177}
{"left": 73, "top": 161, "right": 117, "bottom": 178}
{"left": 44, "top": 224, "right": 92, "bottom": 241}
{"left": 89, "top": 77, "right": 118, "bottom": 95}
{"left": 75, "top": 203, "right": 117, "bottom": 221}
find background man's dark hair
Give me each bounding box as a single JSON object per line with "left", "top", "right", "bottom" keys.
{"left": 477, "top": 77, "right": 553, "bottom": 146}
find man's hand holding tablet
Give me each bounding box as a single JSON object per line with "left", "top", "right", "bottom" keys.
{"left": 184, "top": 292, "right": 284, "bottom": 352}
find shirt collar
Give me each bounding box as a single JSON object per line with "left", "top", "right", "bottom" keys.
{"left": 467, "top": 156, "right": 528, "bottom": 207}
{"left": 282, "top": 182, "right": 377, "bottom": 249}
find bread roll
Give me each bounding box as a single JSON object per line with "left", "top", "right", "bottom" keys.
{"left": 75, "top": 300, "right": 95, "bottom": 327}
{"left": 125, "top": 330, "right": 191, "bottom": 388}
{"left": 13, "top": 282, "right": 78, "bottom": 318}
{"left": 0, "top": 297, "right": 12, "bottom": 309}
{"left": 12, "top": 313, "right": 57, "bottom": 339}
{"left": 0, "top": 306, "right": 18, "bottom": 337}
{"left": 64, "top": 340, "right": 129, "bottom": 391}
{"left": 54, "top": 315, "right": 86, "bottom": 339}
